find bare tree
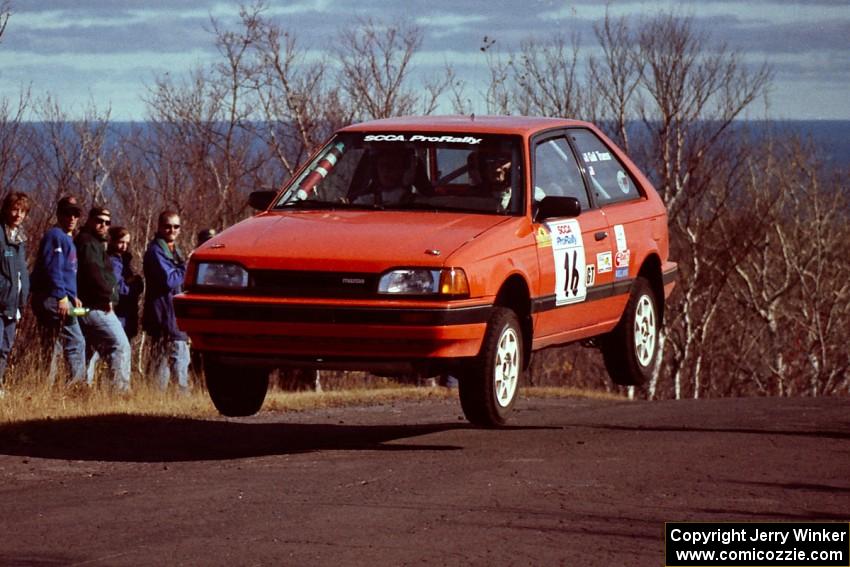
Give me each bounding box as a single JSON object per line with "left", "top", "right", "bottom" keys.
{"left": 245, "top": 6, "right": 350, "bottom": 177}
{"left": 635, "top": 13, "right": 772, "bottom": 218}
{"left": 0, "top": 88, "right": 31, "bottom": 196}
{"left": 0, "top": 0, "right": 10, "bottom": 43}
{"left": 0, "top": 2, "right": 34, "bottom": 206}
{"left": 481, "top": 34, "right": 586, "bottom": 118}
{"left": 512, "top": 35, "right": 585, "bottom": 118}
{"left": 25, "top": 97, "right": 113, "bottom": 209}
{"left": 619, "top": 14, "right": 769, "bottom": 399}
{"left": 480, "top": 43, "right": 512, "bottom": 115}
{"left": 337, "top": 18, "right": 446, "bottom": 120}
{"left": 143, "top": 57, "right": 267, "bottom": 233}
{"left": 739, "top": 141, "right": 848, "bottom": 395}
{"left": 587, "top": 9, "right": 643, "bottom": 151}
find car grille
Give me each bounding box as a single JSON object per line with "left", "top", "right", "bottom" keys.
{"left": 249, "top": 270, "right": 379, "bottom": 298}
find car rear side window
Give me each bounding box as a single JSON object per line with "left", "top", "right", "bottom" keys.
{"left": 533, "top": 137, "right": 590, "bottom": 211}
{"left": 569, "top": 129, "right": 641, "bottom": 206}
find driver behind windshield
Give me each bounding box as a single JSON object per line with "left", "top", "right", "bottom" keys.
{"left": 354, "top": 147, "right": 419, "bottom": 206}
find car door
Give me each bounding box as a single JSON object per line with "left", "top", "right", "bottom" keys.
{"left": 531, "top": 133, "right": 616, "bottom": 344}
{"left": 567, "top": 128, "right": 653, "bottom": 324}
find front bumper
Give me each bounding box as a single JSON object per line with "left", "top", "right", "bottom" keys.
{"left": 174, "top": 294, "right": 491, "bottom": 362}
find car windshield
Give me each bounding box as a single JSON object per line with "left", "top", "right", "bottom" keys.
{"left": 273, "top": 132, "right": 524, "bottom": 215}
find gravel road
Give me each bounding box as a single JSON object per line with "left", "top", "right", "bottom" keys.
{"left": 1, "top": 395, "right": 848, "bottom": 566}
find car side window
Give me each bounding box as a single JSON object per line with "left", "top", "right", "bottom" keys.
{"left": 569, "top": 129, "right": 641, "bottom": 205}
{"left": 533, "top": 137, "right": 590, "bottom": 211}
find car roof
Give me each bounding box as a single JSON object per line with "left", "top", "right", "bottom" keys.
{"left": 339, "top": 115, "right": 591, "bottom": 137}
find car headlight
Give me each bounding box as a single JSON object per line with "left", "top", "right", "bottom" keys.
{"left": 378, "top": 268, "right": 469, "bottom": 297}
{"left": 195, "top": 262, "right": 250, "bottom": 288}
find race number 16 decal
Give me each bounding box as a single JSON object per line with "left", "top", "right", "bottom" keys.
{"left": 546, "top": 219, "right": 587, "bottom": 305}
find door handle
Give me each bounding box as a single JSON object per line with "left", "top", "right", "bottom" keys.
{"left": 594, "top": 231, "right": 608, "bottom": 241}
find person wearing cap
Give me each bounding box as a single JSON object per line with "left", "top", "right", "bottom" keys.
{"left": 30, "top": 195, "right": 87, "bottom": 386}
{"left": 75, "top": 206, "right": 131, "bottom": 393}
{"left": 143, "top": 210, "right": 190, "bottom": 393}
{"left": 196, "top": 228, "right": 216, "bottom": 247}
{"left": 0, "top": 192, "right": 32, "bottom": 397}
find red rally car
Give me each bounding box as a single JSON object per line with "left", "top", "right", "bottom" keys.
{"left": 175, "top": 116, "right": 677, "bottom": 426}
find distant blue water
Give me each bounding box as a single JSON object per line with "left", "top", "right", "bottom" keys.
{"left": 55, "top": 119, "right": 850, "bottom": 172}
{"left": 744, "top": 120, "right": 848, "bottom": 170}
{"left": 614, "top": 119, "right": 848, "bottom": 171}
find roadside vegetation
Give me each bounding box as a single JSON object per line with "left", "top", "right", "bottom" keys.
{"left": 0, "top": 371, "right": 621, "bottom": 424}
{"left": 0, "top": 1, "right": 847, "bottom": 404}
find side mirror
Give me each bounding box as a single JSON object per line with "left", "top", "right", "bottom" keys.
{"left": 534, "top": 196, "right": 582, "bottom": 222}
{"left": 248, "top": 190, "right": 277, "bottom": 211}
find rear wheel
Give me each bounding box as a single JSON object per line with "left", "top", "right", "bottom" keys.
{"left": 601, "top": 276, "right": 660, "bottom": 386}
{"left": 204, "top": 357, "right": 269, "bottom": 417}
{"left": 458, "top": 307, "right": 522, "bottom": 427}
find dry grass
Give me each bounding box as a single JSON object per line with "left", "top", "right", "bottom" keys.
{"left": 0, "top": 376, "right": 626, "bottom": 424}
{"left": 523, "top": 386, "right": 626, "bottom": 401}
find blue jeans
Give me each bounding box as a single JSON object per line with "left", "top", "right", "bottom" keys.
{"left": 0, "top": 317, "right": 17, "bottom": 387}
{"left": 32, "top": 294, "right": 87, "bottom": 385}
{"left": 150, "top": 338, "right": 190, "bottom": 392}
{"left": 46, "top": 320, "right": 87, "bottom": 386}
{"left": 80, "top": 309, "right": 131, "bottom": 392}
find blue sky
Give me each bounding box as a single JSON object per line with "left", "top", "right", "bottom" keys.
{"left": 0, "top": 0, "right": 848, "bottom": 120}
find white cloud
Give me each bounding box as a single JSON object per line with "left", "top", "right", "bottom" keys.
{"left": 2, "top": 49, "right": 216, "bottom": 72}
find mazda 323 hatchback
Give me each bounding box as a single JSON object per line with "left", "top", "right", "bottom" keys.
{"left": 175, "top": 116, "right": 677, "bottom": 426}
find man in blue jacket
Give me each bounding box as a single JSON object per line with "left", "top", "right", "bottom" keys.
{"left": 0, "top": 192, "right": 32, "bottom": 397}
{"left": 143, "top": 210, "right": 189, "bottom": 392}
{"left": 30, "top": 196, "right": 86, "bottom": 386}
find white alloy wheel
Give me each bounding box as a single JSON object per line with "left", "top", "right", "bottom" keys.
{"left": 458, "top": 307, "right": 523, "bottom": 426}
{"left": 633, "top": 294, "right": 657, "bottom": 367}
{"left": 494, "top": 325, "right": 520, "bottom": 407}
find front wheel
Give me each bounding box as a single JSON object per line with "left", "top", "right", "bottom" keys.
{"left": 601, "top": 276, "right": 660, "bottom": 386}
{"left": 458, "top": 307, "right": 523, "bottom": 427}
{"left": 204, "top": 357, "right": 269, "bottom": 417}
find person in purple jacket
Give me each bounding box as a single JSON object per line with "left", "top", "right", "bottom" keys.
{"left": 107, "top": 226, "right": 143, "bottom": 339}
{"left": 30, "top": 196, "right": 86, "bottom": 386}
{"left": 143, "top": 210, "right": 189, "bottom": 392}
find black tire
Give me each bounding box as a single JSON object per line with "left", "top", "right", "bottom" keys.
{"left": 204, "top": 358, "right": 269, "bottom": 417}
{"left": 601, "top": 276, "right": 660, "bottom": 386}
{"left": 458, "top": 307, "right": 523, "bottom": 427}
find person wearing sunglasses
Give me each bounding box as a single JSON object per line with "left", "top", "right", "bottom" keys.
{"left": 75, "top": 206, "right": 131, "bottom": 394}
{"left": 30, "top": 195, "right": 87, "bottom": 387}
{"left": 143, "top": 210, "right": 190, "bottom": 394}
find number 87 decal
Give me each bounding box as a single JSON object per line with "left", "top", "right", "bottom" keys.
{"left": 547, "top": 219, "right": 587, "bottom": 306}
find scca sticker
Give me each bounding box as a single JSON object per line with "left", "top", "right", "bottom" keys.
{"left": 545, "top": 219, "right": 587, "bottom": 305}
{"left": 363, "top": 134, "right": 482, "bottom": 144}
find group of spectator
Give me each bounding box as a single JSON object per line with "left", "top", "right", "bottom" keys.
{"left": 0, "top": 193, "right": 198, "bottom": 398}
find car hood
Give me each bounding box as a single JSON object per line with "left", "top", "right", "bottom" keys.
{"left": 195, "top": 210, "right": 512, "bottom": 272}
